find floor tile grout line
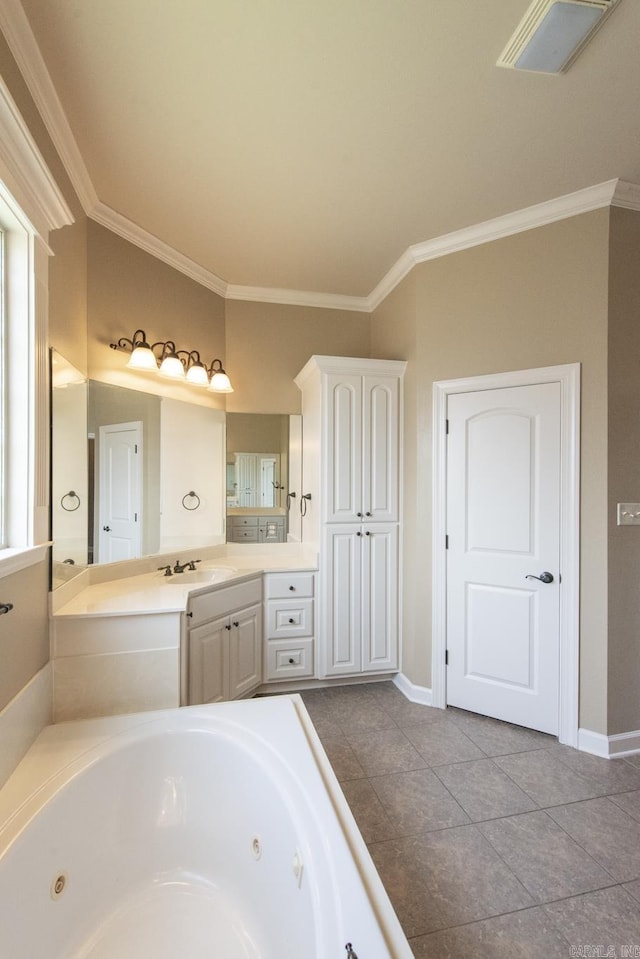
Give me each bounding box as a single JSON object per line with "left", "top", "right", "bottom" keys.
{"left": 475, "top": 807, "right": 622, "bottom": 902}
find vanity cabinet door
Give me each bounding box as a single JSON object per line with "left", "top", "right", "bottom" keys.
{"left": 228, "top": 602, "right": 262, "bottom": 699}
{"left": 188, "top": 616, "right": 228, "bottom": 704}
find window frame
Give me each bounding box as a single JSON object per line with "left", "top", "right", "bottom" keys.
{"left": 0, "top": 75, "right": 74, "bottom": 578}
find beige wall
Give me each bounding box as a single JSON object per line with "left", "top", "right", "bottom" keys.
{"left": 87, "top": 221, "right": 227, "bottom": 409}
{"left": 372, "top": 210, "right": 611, "bottom": 734}
{"left": 0, "top": 563, "right": 49, "bottom": 711}
{"left": 225, "top": 300, "right": 371, "bottom": 413}
{"left": 607, "top": 207, "right": 640, "bottom": 735}
{"left": 227, "top": 413, "right": 287, "bottom": 454}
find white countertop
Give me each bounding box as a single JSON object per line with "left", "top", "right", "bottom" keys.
{"left": 53, "top": 547, "right": 317, "bottom": 618}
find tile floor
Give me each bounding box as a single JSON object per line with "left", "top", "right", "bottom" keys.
{"left": 296, "top": 681, "right": 640, "bottom": 958}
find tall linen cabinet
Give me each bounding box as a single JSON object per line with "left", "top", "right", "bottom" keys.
{"left": 295, "top": 356, "right": 406, "bottom": 679}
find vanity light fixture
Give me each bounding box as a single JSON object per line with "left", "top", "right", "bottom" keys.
{"left": 207, "top": 359, "right": 234, "bottom": 394}
{"left": 109, "top": 329, "right": 234, "bottom": 392}
{"left": 157, "top": 341, "right": 185, "bottom": 380}
{"left": 184, "top": 351, "right": 210, "bottom": 387}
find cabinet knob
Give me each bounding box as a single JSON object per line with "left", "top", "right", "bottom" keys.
{"left": 356, "top": 512, "right": 362, "bottom": 518}
{"left": 356, "top": 531, "right": 361, "bottom": 536}
{"left": 233, "top": 621, "right": 239, "bottom": 628}
{"left": 288, "top": 618, "right": 295, "bottom": 623}
{"left": 225, "top": 624, "right": 232, "bottom": 631}
{"left": 289, "top": 585, "right": 295, "bottom": 591}
{"left": 288, "top": 657, "right": 295, "bottom": 664}
{"left": 365, "top": 530, "right": 371, "bottom": 536}
{"left": 365, "top": 511, "right": 372, "bottom": 517}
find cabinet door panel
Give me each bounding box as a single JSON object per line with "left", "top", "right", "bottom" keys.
{"left": 362, "top": 524, "right": 398, "bottom": 672}
{"left": 326, "top": 375, "right": 362, "bottom": 522}
{"left": 188, "top": 617, "right": 227, "bottom": 704}
{"left": 363, "top": 376, "right": 399, "bottom": 522}
{"left": 228, "top": 602, "right": 262, "bottom": 699}
{"left": 322, "top": 526, "right": 362, "bottom": 676}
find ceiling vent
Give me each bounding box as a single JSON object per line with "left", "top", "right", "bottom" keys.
{"left": 497, "top": 0, "right": 622, "bottom": 74}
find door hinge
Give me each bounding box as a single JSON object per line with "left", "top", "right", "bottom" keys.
{"left": 135, "top": 443, "right": 138, "bottom": 453}
{"left": 134, "top": 512, "right": 138, "bottom": 522}
{"left": 445, "top": 418, "right": 449, "bottom": 434}
{"left": 445, "top": 534, "right": 449, "bottom": 549}
{"left": 445, "top": 649, "right": 449, "bottom": 665}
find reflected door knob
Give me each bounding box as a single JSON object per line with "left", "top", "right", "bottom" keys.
{"left": 525, "top": 571, "right": 554, "bottom": 584}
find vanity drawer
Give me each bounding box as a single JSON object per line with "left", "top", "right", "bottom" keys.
{"left": 266, "top": 598, "right": 313, "bottom": 639}
{"left": 231, "top": 516, "right": 259, "bottom": 527}
{"left": 188, "top": 577, "right": 262, "bottom": 626}
{"left": 265, "top": 572, "right": 315, "bottom": 600}
{"left": 265, "top": 639, "right": 314, "bottom": 681}
{"left": 230, "top": 527, "right": 259, "bottom": 543}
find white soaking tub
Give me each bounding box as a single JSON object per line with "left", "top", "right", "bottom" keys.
{"left": 0, "top": 695, "right": 412, "bottom": 958}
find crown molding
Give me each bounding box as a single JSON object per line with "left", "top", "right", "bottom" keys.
{"left": 0, "top": 74, "right": 73, "bottom": 235}
{"left": 611, "top": 179, "right": 640, "bottom": 211}
{"left": 367, "top": 179, "right": 626, "bottom": 311}
{"left": 90, "top": 202, "right": 228, "bottom": 298}
{"left": 0, "top": 0, "right": 97, "bottom": 213}
{"left": 226, "top": 283, "right": 370, "bottom": 312}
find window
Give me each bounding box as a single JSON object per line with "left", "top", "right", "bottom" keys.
{"left": 0, "top": 75, "right": 74, "bottom": 576}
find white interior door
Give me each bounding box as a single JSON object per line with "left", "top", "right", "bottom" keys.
{"left": 97, "top": 421, "right": 142, "bottom": 562}
{"left": 259, "top": 455, "right": 279, "bottom": 507}
{"left": 446, "top": 383, "right": 561, "bottom": 734}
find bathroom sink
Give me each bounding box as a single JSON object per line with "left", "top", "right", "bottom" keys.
{"left": 162, "top": 567, "right": 236, "bottom": 585}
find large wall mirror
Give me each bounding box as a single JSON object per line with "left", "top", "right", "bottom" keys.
{"left": 50, "top": 350, "right": 226, "bottom": 588}
{"left": 225, "top": 413, "right": 302, "bottom": 543}
{"left": 51, "top": 352, "right": 303, "bottom": 589}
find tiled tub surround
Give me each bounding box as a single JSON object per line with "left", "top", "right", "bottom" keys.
{"left": 51, "top": 546, "right": 317, "bottom": 722}
{"left": 295, "top": 682, "right": 640, "bottom": 959}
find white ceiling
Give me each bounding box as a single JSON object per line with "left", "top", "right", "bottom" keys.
{"left": 9, "top": 0, "right": 640, "bottom": 301}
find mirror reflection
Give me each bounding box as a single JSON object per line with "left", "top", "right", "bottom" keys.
{"left": 50, "top": 351, "right": 226, "bottom": 587}
{"left": 51, "top": 352, "right": 303, "bottom": 589}
{"left": 226, "top": 414, "right": 289, "bottom": 543}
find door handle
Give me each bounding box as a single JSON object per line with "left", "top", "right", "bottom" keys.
{"left": 525, "top": 571, "right": 554, "bottom": 584}
{"left": 102, "top": 525, "right": 111, "bottom": 532}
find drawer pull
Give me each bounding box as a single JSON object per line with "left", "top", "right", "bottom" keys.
{"left": 288, "top": 657, "right": 295, "bottom": 664}
{"left": 288, "top": 618, "right": 295, "bottom": 624}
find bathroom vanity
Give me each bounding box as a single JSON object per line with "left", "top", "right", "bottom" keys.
{"left": 51, "top": 548, "right": 317, "bottom": 722}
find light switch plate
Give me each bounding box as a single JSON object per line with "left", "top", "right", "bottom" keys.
{"left": 617, "top": 503, "right": 640, "bottom": 526}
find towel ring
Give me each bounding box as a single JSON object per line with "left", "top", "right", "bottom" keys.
{"left": 182, "top": 490, "right": 201, "bottom": 511}
{"left": 61, "top": 491, "right": 81, "bottom": 512}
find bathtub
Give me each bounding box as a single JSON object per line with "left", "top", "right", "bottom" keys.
{"left": 0, "top": 695, "right": 412, "bottom": 958}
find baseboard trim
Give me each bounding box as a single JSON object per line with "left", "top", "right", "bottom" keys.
{"left": 0, "top": 662, "right": 52, "bottom": 788}
{"left": 393, "top": 673, "right": 433, "bottom": 706}
{"left": 578, "top": 726, "right": 640, "bottom": 759}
